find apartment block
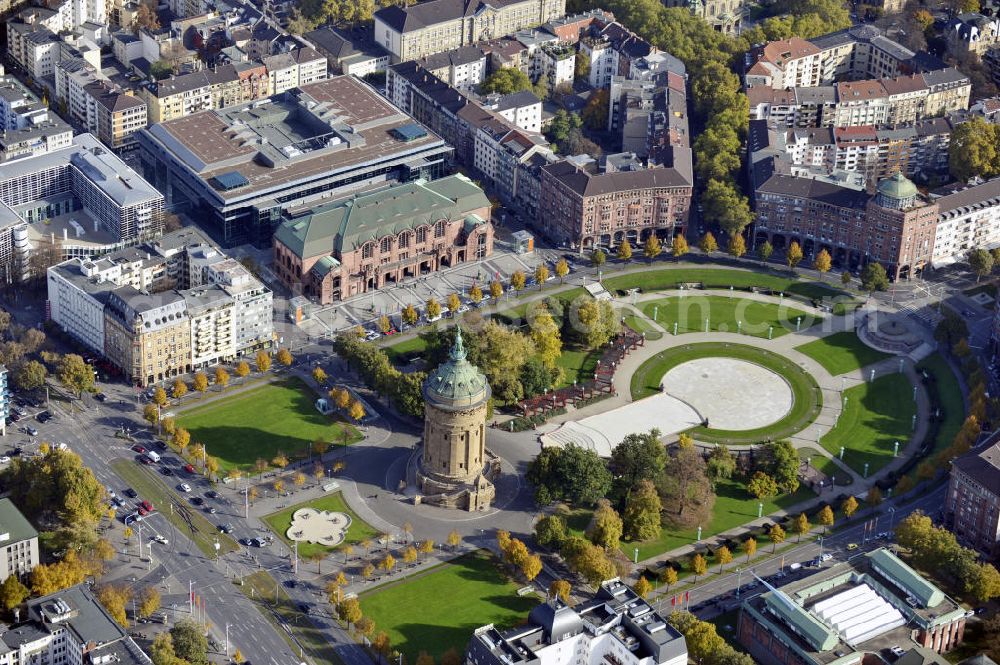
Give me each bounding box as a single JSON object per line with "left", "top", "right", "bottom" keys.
{"left": 945, "top": 436, "right": 1000, "bottom": 557}
{"left": 752, "top": 172, "right": 937, "bottom": 279}
{"left": 945, "top": 12, "right": 1000, "bottom": 58}
{"left": 538, "top": 156, "right": 692, "bottom": 251}
{"left": 374, "top": 0, "right": 566, "bottom": 62}
{"left": 744, "top": 26, "right": 971, "bottom": 130}
{"left": 0, "top": 76, "right": 73, "bottom": 163}
{"left": 48, "top": 228, "right": 272, "bottom": 384}
{"left": 0, "top": 498, "right": 38, "bottom": 581}
{"left": 931, "top": 177, "right": 1000, "bottom": 267}
{"left": 416, "top": 46, "right": 488, "bottom": 91}
{"left": 6, "top": 585, "right": 152, "bottom": 665}
{"left": 305, "top": 26, "right": 391, "bottom": 77}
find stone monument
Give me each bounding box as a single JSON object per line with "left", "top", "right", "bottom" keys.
{"left": 416, "top": 327, "right": 497, "bottom": 511}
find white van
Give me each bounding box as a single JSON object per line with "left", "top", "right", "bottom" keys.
{"left": 145, "top": 451, "right": 161, "bottom": 463}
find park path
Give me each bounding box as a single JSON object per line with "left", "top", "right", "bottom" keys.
{"left": 535, "top": 289, "right": 934, "bottom": 570}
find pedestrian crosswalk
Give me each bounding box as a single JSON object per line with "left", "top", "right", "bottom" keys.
{"left": 898, "top": 302, "right": 943, "bottom": 327}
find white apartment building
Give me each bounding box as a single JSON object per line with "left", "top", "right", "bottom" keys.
{"left": 467, "top": 579, "right": 687, "bottom": 665}
{"left": 416, "top": 46, "right": 487, "bottom": 91}
{"left": 833, "top": 80, "right": 890, "bottom": 127}
{"left": 0, "top": 498, "right": 39, "bottom": 582}
{"left": 18, "top": 585, "right": 152, "bottom": 665}
{"left": 47, "top": 259, "right": 115, "bottom": 354}
{"left": 745, "top": 37, "right": 823, "bottom": 89}
{"left": 489, "top": 91, "right": 543, "bottom": 133}
{"left": 532, "top": 43, "right": 575, "bottom": 87}
{"left": 184, "top": 286, "right": 235, "bottom": 369}
{"left": 0, "top": 76, "right": 73, "bottom": 163}
{"left": 932, "top": 177, "right": 1000, "bottom": 265}
{"left": 265, "top": 48, "right": 329, "bottom": 95}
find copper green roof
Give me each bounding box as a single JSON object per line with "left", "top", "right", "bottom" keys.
{"left": 273, "top": 174, "right": 491, "bottom": 260}
{"left": 866, "top": 548, "right": 944, "bottom": 608}
{"left": 877, "top": 172, "right": 918, "bottom": 200}
{"left": 423, "top": 327, "right": 490, "bottom": 408}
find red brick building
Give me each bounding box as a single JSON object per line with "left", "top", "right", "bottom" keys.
{"left": 272, "top": 174, "right": 493, "bottom": 303}
{"left": 753, "top": 171, "right": 937, "bottom": 279}
{"left": 946, "top": 435, "right": 1000, "bottom": 559}
{"left": 537, "top": 158, "right": 692, "bottom": 252}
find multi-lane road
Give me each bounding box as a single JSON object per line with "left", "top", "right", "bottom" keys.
{"left": 10, "top": 381, "right": 355, "bottom": 665}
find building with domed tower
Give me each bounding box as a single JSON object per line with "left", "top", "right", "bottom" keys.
{"left": 416, "top": 328, "right": 499, "bottom": 511}
{"left": 752, "top": 170, "right": 939, "bottom": 280}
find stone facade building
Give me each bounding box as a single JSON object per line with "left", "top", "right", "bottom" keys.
{"left": 417, "top": 328, "right": 497, "bottom": 511}
{"left": 946, "top": 434, "right": 1000, "bottom": 559}
{"left": 374, "top": 0, "right": 566, "bottom": 63}
{"left": 272, "top": 175, "right": 493, "bottom": 304}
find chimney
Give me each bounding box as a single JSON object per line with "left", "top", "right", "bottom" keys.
{"left": 64, "top": 228, "right": 69, "bottom": 240}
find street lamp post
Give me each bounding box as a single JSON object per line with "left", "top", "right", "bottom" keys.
{"left": 736, "top": 568, "right": 743, "bottom": 597}
{"left": 888, "top": 506, "right": 897, "bottom": 533}
{"left": 225, "top": 624, "right": 230, "bottom": 658}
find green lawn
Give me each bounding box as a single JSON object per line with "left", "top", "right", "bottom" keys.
{"left": 622, "top": 312, "right": 663, "bottom": 340}
{"left": 490, "top": 288, "right": 588, "bottom": 326}
{"left": 639, "top": 295, "right": 817, "bottom": 338}
{"left": 794, "top": 331, "right": 892, "bottom": 376}
{"left": 820, "top": 374, "right": 917, "bottom": 475}
{"left": 602, "top": 268, "right": 848, "bottom": 302}
{"left": 262, "top": 492, "right": 379, "bottom": 560}
{"left": 555, "top": 347, "right": 601, "bottom": 387}
{"left": 383, "top": 337, "right": 428, "bottom": 365}
{"left": 907, "top": 354, "right": 964, "bottom": 483}
{"left": 359, "top": 551, "right": 537, "bottom": 661}
{"left": 797, "top": 446, "right": 852, "bottom": 486}
{"left": 177, "top": 378, "right": 361, "bottom": 473}
{"left": 630, "top": 343, "right": 823, "bottom": 444}
{"left": 566, "top": 478, "right": 816, "bottom": 561}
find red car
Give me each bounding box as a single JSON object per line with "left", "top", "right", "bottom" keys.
{"left": 132, "top": 445, "right": 146, "bottom": 454}
{"left": 140, "top": 500, "right": 153, "bottom": 512}
{"left": 139, "top": 457, "right": 153, "bottom": 465}
{"left": 184, "top": 463, "right": 195, "bottom": 474}
{"left": 137, "top": 506, "right": 148, "bottom": 516}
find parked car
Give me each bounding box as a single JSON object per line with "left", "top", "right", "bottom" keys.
{"left": 847, "top": 543, "right": 859, "bottom": 551}
{"left": 177, "top": 483, "right": 192, "bottom": 492}
{"left": 0, "top": 456, "right": 10, "bottom": 464}
{"left": 190, "top": 497, "right": 204, "bottom": 506}
{"left": 206, "top": 506, "right": 217, "bottom": 514}
{"left": 95, "top": 393, "right": 108, "bottom": 402}
{"left": 132, "top": 445, "right": 146, "bottom": 454}
{"left": 218, "top": 523, "right": 234, "bottom": 534}
{"left": 184, "top": 463, "right": 195, "bottom": 474}
{"left": 124, "top": 488, "right": 138, "bottom": 498}
{"left": 364, "top": 330, "right": 380, "bottom": 341}
{"left": 140, "top": 500, "right": 153, "bottom": 512}
{"left": 160, "top": 467, "right": 173, "bottom": 476}
{"left": 820, "top": 553, "right": 833, "bottom": 562}
{"left": 150, "top": 535, "right": 168, "bottom": 545}
{"left": 205, "top": 491, "right": 218, "bottom": 499}
{"left": 25, "top": 426, "right": 38, "bottom": 437}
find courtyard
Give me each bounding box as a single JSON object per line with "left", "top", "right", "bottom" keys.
{"left": 359, "top": 550, "right": 538, "bottom": 662}
{"left": 177, "top": 378, "right": 362, "bottom": 474}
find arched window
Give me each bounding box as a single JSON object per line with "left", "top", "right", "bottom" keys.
{"left": 380, "top": 236, "right": 392, "bottom": 253}
{"left": 434, "top": 220, "right": 446, "bottom": 238}
{"left": 398, "top": 231, "right": 410, "bottom": 248}
{"left": 362, "top": 243, "right": 373, "bottom": 259}
{"left": 416, "top": 226, "right": 427, "bottom": 243}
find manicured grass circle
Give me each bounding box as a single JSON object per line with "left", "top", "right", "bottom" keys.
{"left": 263, "top": 492, "right": 379, "bottom": 560}
{"left": 630, "top": 342, "right": 823, "bottom": 444}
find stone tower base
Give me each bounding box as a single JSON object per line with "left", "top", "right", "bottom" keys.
{"left": 415, "top": 451, "right": 500, "bottom": 511}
